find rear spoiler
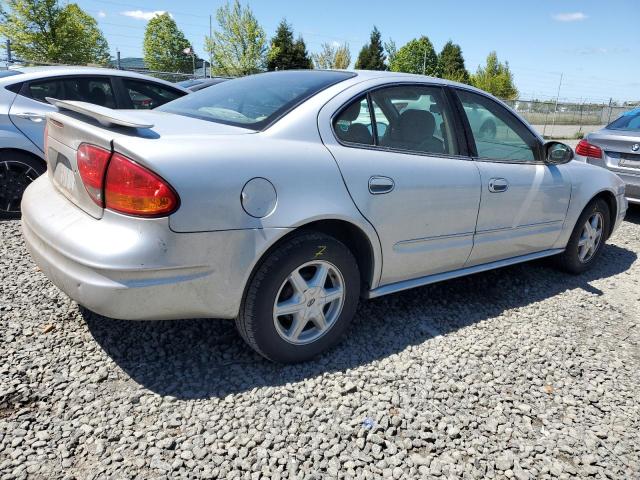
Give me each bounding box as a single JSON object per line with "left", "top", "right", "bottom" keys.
{"left": 45, "top": 97, "right": 154, "bottom": 129}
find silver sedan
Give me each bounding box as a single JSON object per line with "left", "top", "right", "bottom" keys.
{"left": 574, "top": 107, "right": 640, "bottom": 205}
{"left": 22, "top": 70, "right": 627, "bottom": 363}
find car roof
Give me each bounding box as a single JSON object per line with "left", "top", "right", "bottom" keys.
{"left": 0, "top": 66, "right": 190, "bottom": 92}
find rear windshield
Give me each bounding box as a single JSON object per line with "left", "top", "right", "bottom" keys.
{"left": 0, "top": 69, "right": 22, "bottom": 78}
{"left": 607, "top": 108, "right": 640, "bottom": 131}
{"left": 158, "top": 70, "right": 355, "bottom": 130}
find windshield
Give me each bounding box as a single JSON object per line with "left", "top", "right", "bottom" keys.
{"left": 158, "top": 70, "right": 355, "bottom": 130}
{"left": 607, "top": 108, "right": 640, "bottom": 131}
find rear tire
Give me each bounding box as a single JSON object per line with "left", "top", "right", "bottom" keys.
{"left": 557, "top": 199, "right": 610, "bottom": 274}
{"left": 0, "top": 152, "right": 46, "bottom": 220}
{"left": 236, "top": 231, "right": 360, "bottom": 363}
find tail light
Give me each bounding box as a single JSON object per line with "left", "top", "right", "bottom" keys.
{"left": 104, "top": 153, "right": 179, "bottom": 216}
{"left": 76, "top": 143, "right": 179, "bottom": 216}
{"left": 77, "top": 144, "right": 111, "bottom": 206}
{"left": 575, "top": 139, "right": 603, "bottom": 159}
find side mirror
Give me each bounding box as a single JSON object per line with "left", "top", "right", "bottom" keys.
{"left": 544, "top": 141, "right": 574, "bottom": 164}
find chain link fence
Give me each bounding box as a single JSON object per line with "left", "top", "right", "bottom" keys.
{"left": 504, "top": 99, "right": 632, "bottom": 138}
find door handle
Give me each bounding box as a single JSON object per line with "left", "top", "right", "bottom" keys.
{"left": 369, "top": 176, "right": 395, "bottom": 194}
{"left": 14, "top": 112, "right": 45, "bottom": 122}
{"left": 488, "top": 178, "right": 509, "bottom": 193}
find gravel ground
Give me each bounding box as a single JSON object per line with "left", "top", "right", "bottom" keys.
{"left": 1, "top": 208, "right": 639, "bottom": 479}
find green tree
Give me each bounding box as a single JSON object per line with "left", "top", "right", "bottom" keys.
{"left": 267, "top": 19, "right": 312, "bottom": 70}
{"left": 384, "top": 38, "right": 397, "bottom": 69}
{"left": 355, "top": 26, "right": 386, "bottom": 70}
{"left": 471, "top": 51, "right": 518, "bottom": 99}
{"left": 388, "top": 36, "right": 438, "bottom": 76}
{"left": 312, "top": 42, "right": 351, "bottom": 69}
{"left": 438, "top": 40, "right": 469, "bottom": 84}
{"left": 333, "top": 43, "right": 350, "bottom": 69}
{"left": 205, "top": 0, "right": 266, "bottom": 76}
{"left": 143, "top": 13, "right": 192, "bottom": 73}
{"left": 0, "top": 0, "right": 110, "bottom": 65}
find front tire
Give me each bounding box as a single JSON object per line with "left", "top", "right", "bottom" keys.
{"left": 557, "top": 198, "right": 610, "bottom": 274}
{"left": 0, "top": 152, "right": 46, "bottom": 219}
{"left": 236, "top": 232, "right": 360, "bottom": 363}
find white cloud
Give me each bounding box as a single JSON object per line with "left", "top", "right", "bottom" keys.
{"left": 97, "top": 10, "right": 107, "bottom": 18}
{"left": 552, "top": 12, "right": 587, "bottom": 22}
{"left": 121, "top": 10, "right": 168, "bottom": 21}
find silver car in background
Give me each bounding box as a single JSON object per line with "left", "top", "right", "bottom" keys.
{"left": 574, "top": 107, "right": 640, "bottom": 204}
{"left": 21, "top": 71, "right": 627, "bottom": 363}
{"left": 0, "top": 66, "right": 189, "bottom": 218}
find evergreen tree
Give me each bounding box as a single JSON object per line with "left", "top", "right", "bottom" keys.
{"left": 438, "top": 40, "right": 470, "bottom": 84}
{"left": 355, "top": 26, "right": 386, "bottom": 70}
{"left": 143, "top": 13, "right": 192, "bottom": 73}
{"left": 267, "top": 19, "right": 312, "bottom": 70}
{"left": 388, "top": 36, "right": 438, "bottom": 76}
{"left": 471, "top": 51, "right": 518, "bottom": 99}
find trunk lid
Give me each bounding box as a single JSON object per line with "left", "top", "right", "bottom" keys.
{"left": 587, "top": 129, "right": 640, "bottom": 175}
{"left": 45, "top": 102, "right": 253, "bottom": 218}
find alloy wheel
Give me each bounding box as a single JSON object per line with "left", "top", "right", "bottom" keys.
{"left": 273, "top": 260, "right": 345, "bottom": 345}
{"left": 577, "top": 212, "right": 604, "bottom": 263}
{"left": 0, "top": 160, "right": 41, "bottom": 214}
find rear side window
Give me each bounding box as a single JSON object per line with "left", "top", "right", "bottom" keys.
{"left": 334, "top": 85, "right": 459, "bottom": 156}
{"left": 62, "top": 77, "right": 116, "bottom": 108}
{"left": 333, "top": 96, "right": 374, "bottom": 146}
{"left": 23, "top": 76, "right": 116, "bottom": 108}
{"left": 123, "top": 79, "right": 184, "bottom": 109}
{"left": 26, "top": 79, "right": 64, "bottom": 102}
{"left": 372, "top": 85, "right": 458, "bottom": 155}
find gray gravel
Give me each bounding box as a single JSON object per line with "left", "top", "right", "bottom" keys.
{"left": 2, "top": 208, "right": 640, "bottom": 479}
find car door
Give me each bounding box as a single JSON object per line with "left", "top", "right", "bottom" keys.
{"left": 9, "top": 76, "right": 117, "bottom": 152}
{"left": 453, "top": 88, "right": 571, "bottom": 265}
{"left": 8, "top": 78, "right": 62, "bottom": 152}
{"left": 320, "top": 83, "right": 481, "bottom": 286}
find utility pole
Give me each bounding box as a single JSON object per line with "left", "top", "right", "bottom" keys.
{"left": 116, "top": 49, "right": 121, "bottom": 69}
{"left": 6, "top": 39, "right": 11, "bottom": 66}
{"left": 422, "top": 47, "right": 427, "bottom": 75}
{"left": 209, "top": 15, "right": 213, "bottom": 78}
{"left": 550, "top": 73, "right": 563, "bottom": 138}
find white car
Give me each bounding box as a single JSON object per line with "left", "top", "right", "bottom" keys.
{"left": 0, "top": 66, "right": 189, "bottom": 218}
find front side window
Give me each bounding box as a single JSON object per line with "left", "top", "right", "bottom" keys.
{"left": 159, "top": 71, "right": 355, "bottom": 130}
{"left": 457, "top": 89, "right": 538, "bottom": 162}
{"left": 123, "top": 79, "right": 184, "bottom": 109}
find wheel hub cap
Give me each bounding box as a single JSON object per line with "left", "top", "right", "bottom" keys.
{"left": 577, "top": 212, "right": 603, "bottom": 263}
{"left": 273, "top": 260, "right": 345, "bottom": 345}
{"left": 0, "top": 161, "right": 40, "bottom": 213}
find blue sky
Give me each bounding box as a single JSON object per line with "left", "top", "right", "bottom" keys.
{"left": 77, "top": 0, "right": 639, "bottom": 102}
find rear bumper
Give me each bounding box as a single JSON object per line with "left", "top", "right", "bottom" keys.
{"left": 617, "top": 172, "right": 640, "bottom": 204}
{"left": 583, "top": 155, "right": 640, "bottom": 204}
{"left": 21, "top": 176, "right": 289, "bottom": 320}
